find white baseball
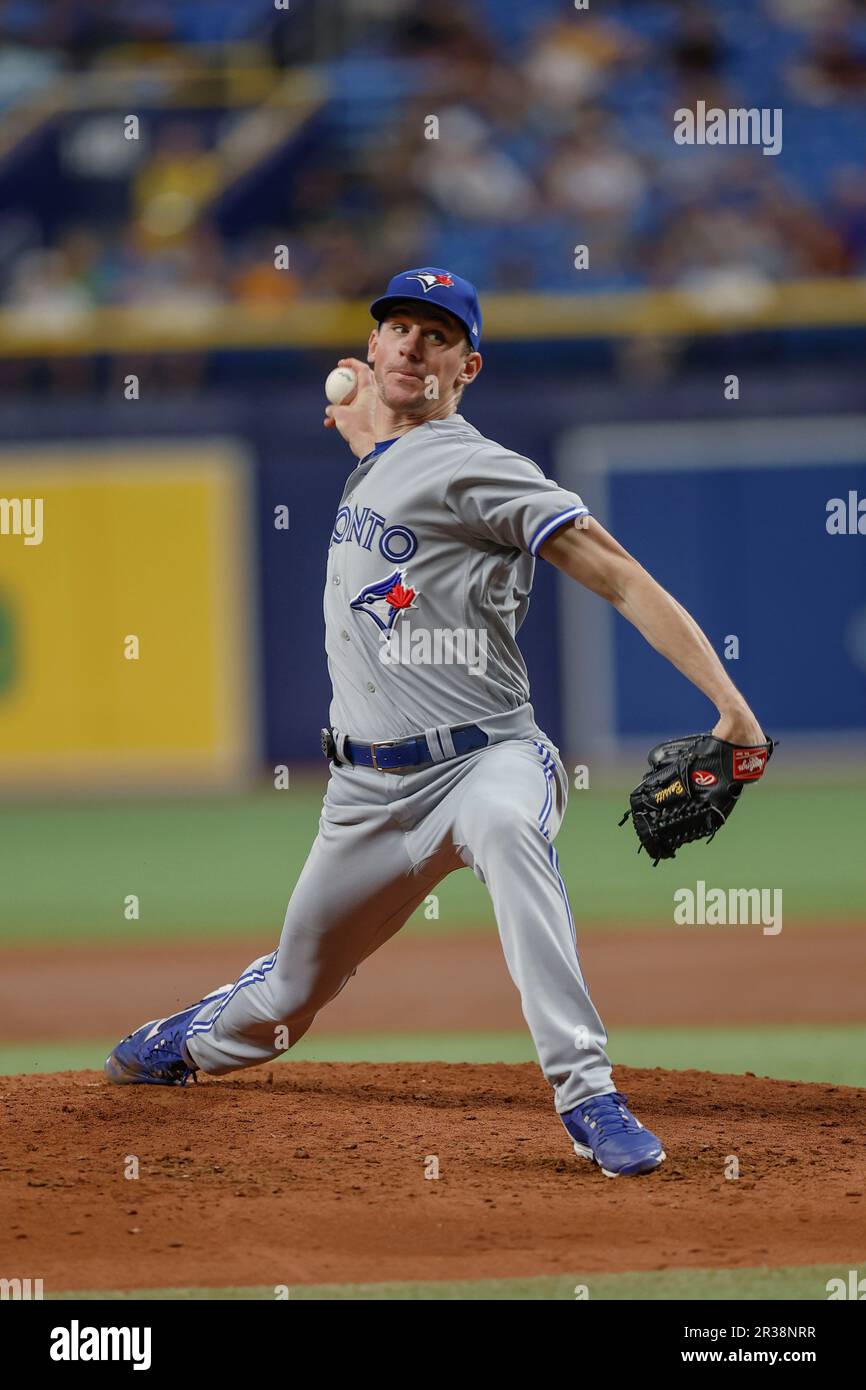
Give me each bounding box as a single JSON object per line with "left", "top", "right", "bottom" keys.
{"left": 325, "top": 367, "right": 357, "bottom": 405}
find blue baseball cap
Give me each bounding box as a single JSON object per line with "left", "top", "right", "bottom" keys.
{"left": 369, "top": 267, "right": 482, "bottom": 350}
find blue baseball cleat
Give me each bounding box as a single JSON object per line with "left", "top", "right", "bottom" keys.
{"left": 104, "top": 991, "right": 226, "bottom": 1086}
{"left": 561, "top": 1090, "right": 666, "bottom": 1178}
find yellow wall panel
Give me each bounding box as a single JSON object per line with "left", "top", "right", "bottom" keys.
{"left": 0, "top": 442, "right": 255, "bottom": 787}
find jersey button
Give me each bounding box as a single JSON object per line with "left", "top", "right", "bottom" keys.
{"left": 333, "top": 576, "right": 341, "bottom": 586}
{"left": 366, "top": 682, "right": 375, "bottom": 692}
{"left": 341, "top": 630, "right": 350, "bottom": 641}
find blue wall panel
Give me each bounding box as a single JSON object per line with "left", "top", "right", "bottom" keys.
{"left": 610, "top": 462, "right": 866, "bottom": 736}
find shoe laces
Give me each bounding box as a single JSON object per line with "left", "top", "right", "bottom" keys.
{"left": 578, "top": 1091, "right": 640, "bottom": 1138}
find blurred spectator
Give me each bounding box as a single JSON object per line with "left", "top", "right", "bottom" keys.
{"left": 649, "top": 188, "right": 795, "bottom": 288}
{"left": 410, "top": 105, "right": 537, "bottom": 221}
{"left": 0, "top": 41, "right": 60, "bottom": 109}
{"left": 294, "top": 218, "right": 376, "bottom": 296}
{"left": 787, "top": 16, "right": 866, "bottom": 102}
{"left": 5, "top": 245, "right": 92, "bottom": 329}
{"left": 829, "top": 164, "right": 866, "bottom": 269}
{"left": 58, "top": 226, "right": 110, "bottom": 299}
{"left": 401, "top": 4, "right": 528, "bottom": 136}
{"left": 652, "top": 152, "right": 848, "bottom": 284}
{"left": 290, "top": 166, "right": 345, "bottom": 225}
{"left": 541, "top": 119, "right": 648, "bottom": 264}
{"left": 524, "top": 13, "right": 643, "bottom": 122}
{"left": 363, "top": 196, "right": 434, "bottom": 287}
{"left": 758, "top": 179, "right": 849, "bottom": 275}
{"left": 393, "top": 0, "right": 496, "bottom": 67}
{"left": 666, "top": 5, "right": 734, "bottom": 111}
{"left": 670, "top": 5, "right": 729, "bottom": 79}
{"left": 132, "top": 121, "right": 220, "bottom": 244}
{"left": 231, "top": 228, "right": 300, "bottom": 305}
{"left": 766, "top": 0, "right": 842, "bottom": 25}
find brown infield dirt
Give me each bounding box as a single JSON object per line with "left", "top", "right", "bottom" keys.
{"left": 2, "top": 924, "right": 866, "bottom": 1040}
{"left": 2, "top": 1063, "right": 866, "bottom": 1293}
{"left": 1, "top": 924, "right": 865, "bottom": 1293}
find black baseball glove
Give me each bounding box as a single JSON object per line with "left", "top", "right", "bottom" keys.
{"left": 619, "top": 733, "right": 775, "bottom": 866}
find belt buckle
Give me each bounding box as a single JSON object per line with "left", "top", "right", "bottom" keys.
{"left": 370, "top": 739, "right": 399, "bottom": 772}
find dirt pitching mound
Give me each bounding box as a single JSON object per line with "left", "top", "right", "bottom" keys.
{"left": 2, "top": 1063, "right": 864, "bottom": 1294}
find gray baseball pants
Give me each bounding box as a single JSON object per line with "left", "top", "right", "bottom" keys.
{"left": 185, "top": 733, "right": 614, "bottom": 1114}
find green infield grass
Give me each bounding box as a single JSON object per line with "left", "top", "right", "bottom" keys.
{"left": 1, "top": 778, "right": 864, "bottom": 944}
{"left": 46, "top": 1261, "right": 865, "bottom": 1301}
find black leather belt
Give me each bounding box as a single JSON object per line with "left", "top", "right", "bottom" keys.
{"left": 321, "top": 723, "right": 488, "bottom": 772}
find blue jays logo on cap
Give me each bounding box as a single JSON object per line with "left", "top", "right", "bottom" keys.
{"left": 370, "top": 267, "right": 482, "bottom": 349}
{"left": 407, "top": 271, "right": 455, "bottom": 292}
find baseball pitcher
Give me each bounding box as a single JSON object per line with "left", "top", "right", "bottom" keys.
{"left": 105, "top": 268, "right": 772, "bottom": 1178}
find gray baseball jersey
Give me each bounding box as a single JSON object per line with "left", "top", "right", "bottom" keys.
{"left": 185, "top": 412, "right": 616, "bottom": 1117}
{"left": 325, "top": 413, "right": 589, "bottom": 740}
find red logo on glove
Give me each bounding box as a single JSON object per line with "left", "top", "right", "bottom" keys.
{"left": 733, "top": 747, "right": 768, "bottom": 780}
{"left": 691, "top": 769, "right": 718, "bottom": 788}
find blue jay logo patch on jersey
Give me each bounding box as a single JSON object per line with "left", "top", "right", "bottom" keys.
{"left": 350, "top": 569, "right": 418, "bottom": 633}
